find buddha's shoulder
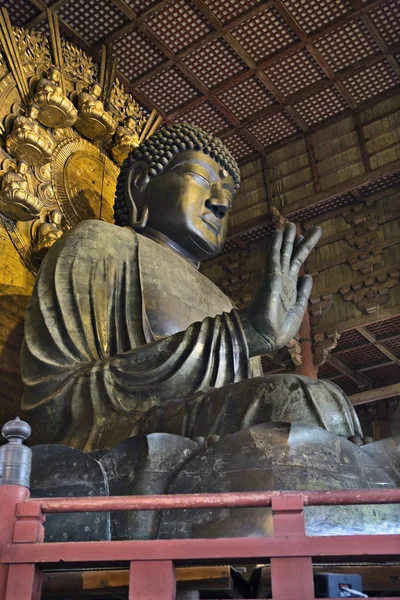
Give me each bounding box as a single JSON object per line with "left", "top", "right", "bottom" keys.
{"left": 61, "top": 220, "right": 137, "bottom": 249}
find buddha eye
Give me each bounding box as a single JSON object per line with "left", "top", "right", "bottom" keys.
{"left": 186, "top": 171, "right": 210, "bottom": 189}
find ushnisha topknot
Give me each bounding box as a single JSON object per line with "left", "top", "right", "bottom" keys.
{"left": 114, "top": 122, "right": 240, "bottom": 227}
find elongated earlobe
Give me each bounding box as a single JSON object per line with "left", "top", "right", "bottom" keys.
{"left": 129, "top": 205, "right": 149, "bottom": 231}
{"left": 125, "top": 162, "right": 150, "bottom": 230}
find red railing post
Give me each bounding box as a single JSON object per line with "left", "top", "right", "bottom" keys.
{"left": 0, "top": 418, "right": 44, "bottom": 600}
{"left": 270, "top": 494, "right": 314, "bottom": 600}
{"left": 129, "top": 560, "right": 176, "bottom": 600}
{"left": 0, "top": 485, "right": 29, "bottom": 600}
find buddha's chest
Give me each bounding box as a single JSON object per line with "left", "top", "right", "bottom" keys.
{"left": 138, "top": 235, "right": 234, "bottom": 339}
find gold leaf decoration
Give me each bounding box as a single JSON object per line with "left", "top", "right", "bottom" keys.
{"left": 61, "top": 40, "right": 98, "bottom": 84}
{"left": 14, "top": 27, "right": 51, "bottom": 67}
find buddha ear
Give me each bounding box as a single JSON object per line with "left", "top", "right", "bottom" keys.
{"left": 127, "top": 161, "right": 151, "bottom": 196}
{"left": 125, "top": 161, "right": 151, "bottom": 231}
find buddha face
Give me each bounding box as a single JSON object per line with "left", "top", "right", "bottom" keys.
{"left": 131, "top": 151, "right": 235, "bottom": 261}
{"left": 90, "top": 83, "right": 102, "bottom": 98}
{"left": 49, "top": 68, "right": 61, "bottom": 82}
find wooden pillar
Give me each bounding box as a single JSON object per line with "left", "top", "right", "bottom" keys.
{"left": 296, "top": 306, "right": 318, "bottom": 379}
{"left": 295, "top": 223, "right": 318, "bottom": 379}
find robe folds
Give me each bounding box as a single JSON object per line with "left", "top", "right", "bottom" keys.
{"left": 21, "top": 220, "right": 362, "bottom": 451}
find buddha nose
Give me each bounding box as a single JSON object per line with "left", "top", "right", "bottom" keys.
{"left": 205, "top": 184, "right": 229, "bottom": 219}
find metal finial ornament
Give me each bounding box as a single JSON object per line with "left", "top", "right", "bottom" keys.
{"left": 0, "top": 417, "right": 32, "bottom": 488}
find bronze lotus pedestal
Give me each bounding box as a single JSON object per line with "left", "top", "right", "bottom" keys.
{"left": 20, "top": 123, "right": 399, "bottom": 540}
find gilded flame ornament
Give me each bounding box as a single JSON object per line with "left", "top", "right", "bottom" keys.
{"left": 0, "top": 9, "right": 160, "bottom": 273}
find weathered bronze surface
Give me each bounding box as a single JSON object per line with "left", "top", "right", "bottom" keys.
{"left": 21, "top": 123, "right": 362, "bottom": 452}
{"left": 157, "top": 423, "right": 400, "bottom": 539}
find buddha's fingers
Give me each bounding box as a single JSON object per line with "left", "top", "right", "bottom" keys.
{"left": 289, "top": 226, "right": 321, "bottom": 277}
{"left": 266, "top": 229, "right": 283, "bottom": 275}
{"left": 285, "top": 274, "right": 313, "bottom": 337}
{"left": 280, "top": 222, "right": 296, "bottom": 274}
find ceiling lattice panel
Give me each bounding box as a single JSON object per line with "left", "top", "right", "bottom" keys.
{"left": 281, "top": 0, "right": 354, "bottom": 34}
{"left": 231, "top": 6, "right": 297, "bottom": 62}
{"left": 175, "top": 101, "right": 231, "bottom": 134}
{"left": 113, "top": 28, "right": 165, "bottom": 81}
{"left": 138, "top": 66, "right": 201, "bottom": 114}
{"left": 247, "top": 110, "right": 300, "bottom": 146}
{"left": 1, "top": 0, "right": 40, "bottom": 24}
{"left": 57, "top": 0, "right": 128, "bottom": 45}
{"left": 265, "top": 49, "right": 326, "bottom": 97}
{"left": 217, "top": 76, "right": 276, "bottom": 121}
{"left": 3, "top": 0, "right": 400, "bottom": 164}
{"left": 145, "top": 0, "right": 212, "bottom": 53}
{"left": 343, "top": 60, "right": 399, "bottom": 104}
{"left": 314, "top": 20, "right": 380, "bottom": 72}
{"left": 182, "top": 39, "right": 247, "bottom": 88}
{"left": 294, "top": 85, "right": 348, "bottom": 125}
{"left": 369, "top": 1, "right": 400, "bottom": 45}
{"left": 206, "top": 0, "right": 259, "bottom": 24}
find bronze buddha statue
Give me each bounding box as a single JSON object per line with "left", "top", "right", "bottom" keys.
{"left": 21, "top": 123, "right": 362, "bottom": 452}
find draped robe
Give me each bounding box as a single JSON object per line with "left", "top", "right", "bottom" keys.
{"left": 21, "top": 220, "right": 361, "bottom": 451}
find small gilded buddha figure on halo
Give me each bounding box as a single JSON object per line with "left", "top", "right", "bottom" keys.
{"left": 33, "top": 66, "right": 78, "bottom": 129}
{"left": 32, "top": 209, "right": 63, "bottom": 261}
{"left": 6, "top": 105, "right": 55, "bottom": 166}
{"left": 0, "top": 161, "right": 42, "bottom": 221}
{"left": 21, "top": 123, "right": 362, "bottom": 452}
{"left": 111, "top": 115, "right": 140, "bottom": 166}
{"left": 75, "top": 81, "right": 116, "bottom": 140}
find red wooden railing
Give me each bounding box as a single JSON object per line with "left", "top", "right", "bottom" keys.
{"left": 0, "top": 486, "right": 400, "bottom": 600}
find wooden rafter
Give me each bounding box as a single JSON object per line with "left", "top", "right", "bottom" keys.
{"left": 326, "top": 354, "right": 372, "bottom": 389}
{"left": 357, "top": 326, "right": 400, "bottom": 366}
{"left": 349, "top": 383, "right": 400, "bottom": 405}
{"left": 305, "top": 134, "right": 321, "bottom": 193}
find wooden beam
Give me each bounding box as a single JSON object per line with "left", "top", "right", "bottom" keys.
{"left": 309, "top": 237, "right": 400, "bottom": 272}
{"left": 349, "top": 383, "right": 400, "bottom": 405}
{"left": 283, "top": 157, "right": 400, "bottom": 217}
{"left": 314, "top": 304, "right": 400, "bottom": 336}
{"left": 357, "top": 326, "right": 400, "bottom": 365}
{"left": 353, "top": 110, "right": 372, "bottom": 172}
{"left": 260, "top": 153, "right": 274, "bottom": 217}
{"left": 42, "top": 566, "right": 236, "bottom": 595}
{"left": 305, "top": 134, "right": 321, "bottom": 194}
{"left": 326, "top": 355, "right": 372, "bottom": 389}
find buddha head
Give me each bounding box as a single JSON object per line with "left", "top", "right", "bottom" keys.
{"left": 48, "top": 66, "right": 61, "bottom": 83}
{"left": 28, "top": 105, "right": 39, "bottom": 120}
{"left": 114, "top": 123, "right": 240, "bottom": 261}
{"left": 89, "top": 82, "right": 102, "bottom": 98}
{"left": 49, "top": 209, "right": 62, "bottom": 225}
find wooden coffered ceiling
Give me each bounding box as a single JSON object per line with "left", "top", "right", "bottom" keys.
{"left": 3, "top": 0, "right": 400, "bottom": 165}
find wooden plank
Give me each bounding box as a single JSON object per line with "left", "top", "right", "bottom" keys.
{"left": 282, "top": 158, "right": 400, "bottom": 216}
{"left": 313, "top": 305, "right": 400, "bottom": 335}
{"left": 349, "top": 383, "right": 400, "bottom": 405}
{"left": 42, "top": 566, "right": 233, "bottom": 595}
{"left": 310, "top": 237, "right": 400, "bottom": 272}
{"left": 354, "top": 110, "right": 372, "bottom": 172}
{"left": 326, "top": 355, "right": 372, "bottom": 389}
{"left": 357, "top": 326, "right": 400, "bottom": 365}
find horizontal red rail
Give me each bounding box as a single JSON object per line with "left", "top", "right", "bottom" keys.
{"left": 21, "top": 488, "right": 400, "bottom": 514}
{"left": 3, "top": 534, "right": 400, "bottom": 564}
